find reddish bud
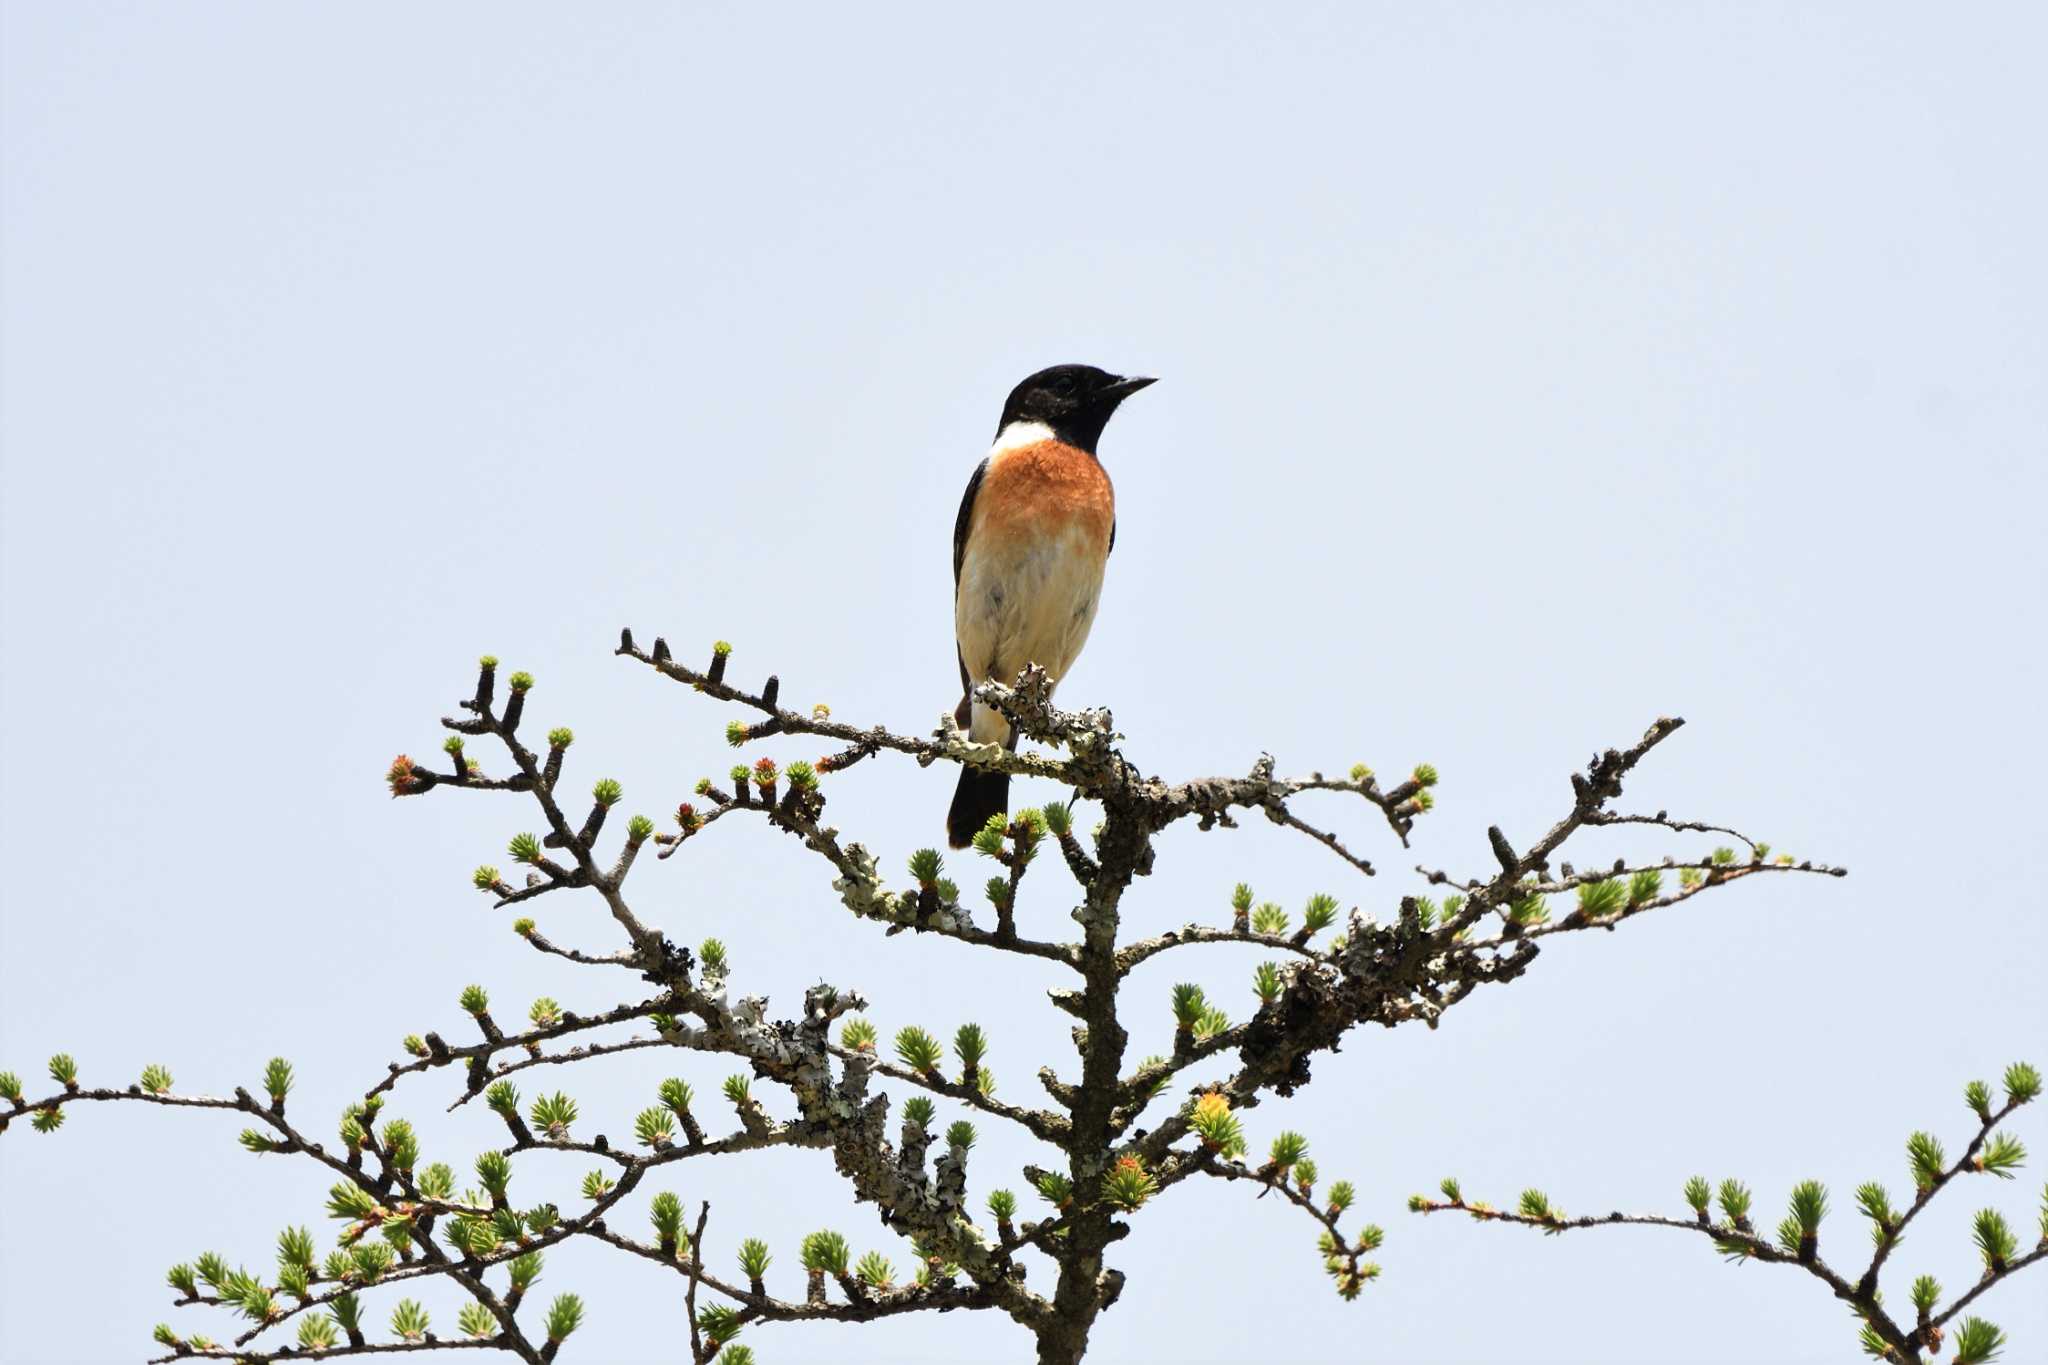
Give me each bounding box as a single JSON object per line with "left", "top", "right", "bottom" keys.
{"left": 386, "top": 754, "right": 420, "bottom": 797}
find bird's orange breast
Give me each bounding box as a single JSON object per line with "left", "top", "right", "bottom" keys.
{"left": 968, "top": 440, "right": 1115, "bottom": 554}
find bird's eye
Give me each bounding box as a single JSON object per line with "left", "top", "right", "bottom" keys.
{"left": 1051, "top": 375, "right": 1076, "bottom": 395}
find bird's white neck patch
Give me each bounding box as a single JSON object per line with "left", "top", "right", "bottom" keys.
{"left": 989, "top": 420, "right": 1057, "bottom": 455}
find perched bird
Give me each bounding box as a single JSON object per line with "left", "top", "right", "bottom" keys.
{"left": 948, "top": 364, "right": 1155, "bottom": 847}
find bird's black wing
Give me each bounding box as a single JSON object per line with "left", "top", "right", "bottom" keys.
{"left": 953, "top": 457, "right": 987, "bottom": 587}
{"left": 953, "top": 457, "right": 988, "bottom": 696}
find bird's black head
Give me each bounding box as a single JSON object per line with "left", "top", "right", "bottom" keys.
{"left": 996, "top": 364, "right": 1156, "bottom": 453}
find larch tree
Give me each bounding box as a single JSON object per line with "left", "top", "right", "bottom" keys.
{"left": 2, "top": 635, "right": 2038, "bottom": 1364}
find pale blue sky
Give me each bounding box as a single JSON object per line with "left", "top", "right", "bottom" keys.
{"left": 3, "top": 4, "right": 2043, "bottom": 1362}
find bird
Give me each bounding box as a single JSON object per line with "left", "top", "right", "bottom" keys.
{"left": 947, "top": 363, "right": 1155, "bottom": 847}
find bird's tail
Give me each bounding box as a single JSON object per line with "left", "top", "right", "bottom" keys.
{"left": 947, "top": 766, "right": 1010, "bottom": 849}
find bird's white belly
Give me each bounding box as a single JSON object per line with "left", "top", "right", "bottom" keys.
{"left": 955, "top": 526, "right": 1105, "bottom": 743}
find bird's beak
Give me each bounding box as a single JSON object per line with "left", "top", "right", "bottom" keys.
{"left": 1099, "top": 375, "right": 1158, "bottom": 402}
